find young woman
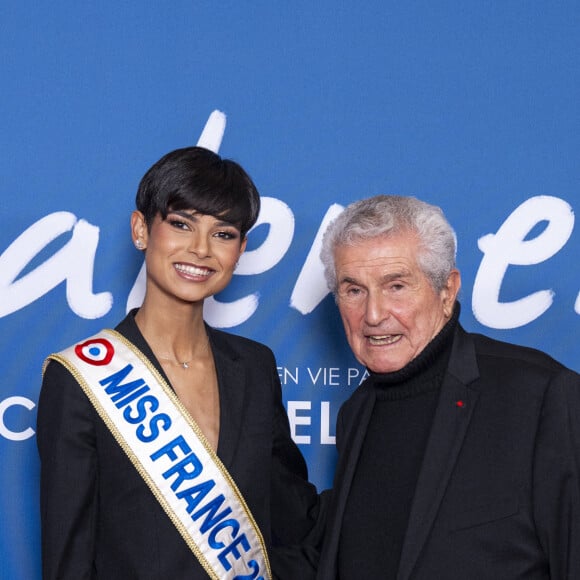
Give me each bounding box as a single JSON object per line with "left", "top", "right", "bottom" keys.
{"left": 37, "top": 147, "right": 320, "bottom": 579}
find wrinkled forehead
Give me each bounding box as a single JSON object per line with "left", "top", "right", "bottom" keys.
{"left": 336, "top": 234, "right": 423, "bottom": 275}
{"left": 335, "top": 231, "right": 421, "bottom": 263}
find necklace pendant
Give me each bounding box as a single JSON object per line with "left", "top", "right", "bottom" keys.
{"left": 181, "top": 362, "right": 189, "bottom": 369}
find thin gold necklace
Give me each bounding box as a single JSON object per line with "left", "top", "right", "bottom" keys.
{"left": 158, "top": 335, "right": 210, "bottom": 370}
{"left": 157, "top": 355, "right": 192, "bottom": 369}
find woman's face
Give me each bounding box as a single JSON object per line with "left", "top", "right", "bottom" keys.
{"left": 132, "top": 209, "right": 246, "bottom": 306}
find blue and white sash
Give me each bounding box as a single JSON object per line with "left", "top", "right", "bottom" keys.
{"left": 47, "top": 329, "right": 271, "bottom": 580}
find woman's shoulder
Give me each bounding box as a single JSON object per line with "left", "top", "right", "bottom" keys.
{"left": 207, "top": 326, "right": 275, "bottom": 359}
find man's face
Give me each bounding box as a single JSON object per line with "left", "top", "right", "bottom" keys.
{"left": 334, "top": 231, "right": 460, "bottom": 373}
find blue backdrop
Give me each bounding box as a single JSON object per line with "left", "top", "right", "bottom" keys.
{"left": 1, "top": 2, "right": 579, "bottom": 578}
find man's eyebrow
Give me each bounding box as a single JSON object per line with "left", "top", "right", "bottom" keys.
{"left": 338, "top": 276, "right": 360, "bottom": 286}
{"left": 339, "top": 270, "right": 411, "bottom": 285}
{"left": 380, "top": 271, "right": 411, "bottom": 283}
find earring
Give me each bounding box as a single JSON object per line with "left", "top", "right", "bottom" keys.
{"left": 135, "top": 239, "right": 144, "bottom": 250}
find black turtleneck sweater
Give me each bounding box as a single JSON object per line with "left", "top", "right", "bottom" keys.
{"left": 338, "top": 307, "right": 459, "bottom": 580}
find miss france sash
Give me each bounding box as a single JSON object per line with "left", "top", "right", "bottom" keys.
{"left": 47, "top": 329, "right": 271, "bottom": 580}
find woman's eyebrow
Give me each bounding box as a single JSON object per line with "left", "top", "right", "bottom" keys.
{"left": 169, "top": 210, "right": 237, "bottom": 228}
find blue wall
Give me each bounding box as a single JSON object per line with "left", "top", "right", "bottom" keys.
{"left": 1, "top": 2, "right": 579, "bottom": 577}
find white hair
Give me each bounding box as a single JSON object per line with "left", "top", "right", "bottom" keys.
{"left": 320, "top": 195, "right": 457, "bottom": 294}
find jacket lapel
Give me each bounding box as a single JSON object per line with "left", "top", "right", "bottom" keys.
{"left": 209, "top": 328, "right": 247, "bottom": 469}
{"left": 321, "top": 384, "right": 377, "bottom": 578}
{"left": 118, "top": 313, "right": 247, "bottom": 469}
{"left": 397, "top": 327, "right": 480, "bottom": 580}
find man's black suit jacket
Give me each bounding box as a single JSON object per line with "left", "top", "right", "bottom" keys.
{"left": 37, "top": 311, "right": 319, "bottom": 579}
{"left": 318, "top": 324, "right": 580, "bottom": 580}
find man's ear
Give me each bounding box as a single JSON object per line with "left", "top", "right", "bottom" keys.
{"left": 442, "top": 269, "right": 461, "bottom": 318}
{"left": 131, "top": 211, "right": 148, "bottom": 250}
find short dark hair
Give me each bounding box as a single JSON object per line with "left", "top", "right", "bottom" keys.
{"left": 136, "top": 146, "right": 260, "bottom": 237}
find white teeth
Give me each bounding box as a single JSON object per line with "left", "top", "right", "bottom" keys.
{"left": 368, "top": 335, "right": 401, "bottom": 345}
{"left": 174, "top": 263, "right": 212, "bottom": 276}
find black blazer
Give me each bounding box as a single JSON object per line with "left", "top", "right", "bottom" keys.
{"left": 37, "top": 311, "right": 319, "bottom": 579}
{"left": 317, "top": 325, "right": 580, "bottom": 580}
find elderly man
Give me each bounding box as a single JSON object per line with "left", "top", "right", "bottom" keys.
{"left": 317, "top": 195, "right": 580, "bottom": 580}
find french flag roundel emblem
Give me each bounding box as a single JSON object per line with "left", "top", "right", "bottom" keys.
{"left": 75, "top": 338, "right": 115, "bottom": 366}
